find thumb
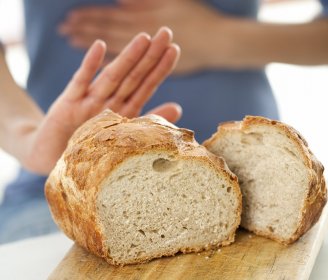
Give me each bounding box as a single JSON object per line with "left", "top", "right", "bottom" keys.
{"left": 146, "top": 102, "right": 182, "bottom": 124}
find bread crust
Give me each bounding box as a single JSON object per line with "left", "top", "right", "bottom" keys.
{"left": 203, "top": 115, "right": 327, "bottom": 244}
{"left": 45, "top": 110, "right": 242, "bottom": 265}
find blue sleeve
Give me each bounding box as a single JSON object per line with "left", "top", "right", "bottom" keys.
{"left": 321, "top": 0, "right": 328, "bottom": 16}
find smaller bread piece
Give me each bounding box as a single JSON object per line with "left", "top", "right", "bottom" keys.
{"left": 204, "top": 116, "right": 327, "bottom": 244}
{"left": 45, "top": 110, "right": 242, "bottom": 266}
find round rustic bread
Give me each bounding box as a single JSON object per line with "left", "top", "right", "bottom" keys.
{"left": 204, "top": 115, "right": 326, "bottom": 244}
{"left": 45, "top": 110, "right": 242, "bottom": 265}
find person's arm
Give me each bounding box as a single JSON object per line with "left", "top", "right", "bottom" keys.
{"left": 0, "top": 42, "right": 44, "bottom": 161}
{"left": 58, "top": 0, "right": 328, "bottom": 73}
{"left": 209, "top": 17, "right": 328, "bottom": 69}
{"left": 0, "top": 28, "right": 181, "bottom": 175}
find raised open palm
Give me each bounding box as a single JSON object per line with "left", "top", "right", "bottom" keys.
{"left": 23, "top": 27, "right": 181, "bottom": 174}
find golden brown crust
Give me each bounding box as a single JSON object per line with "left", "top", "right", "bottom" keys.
{"left": 45, "top": 110, "right": 241, "bottom": 265}
{"left": 203, "top": 115, "right": 327, "bottom": 244}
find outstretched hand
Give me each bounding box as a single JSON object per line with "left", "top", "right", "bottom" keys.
{"left": 23, "top": 27, "right": 181, "bottom": 174}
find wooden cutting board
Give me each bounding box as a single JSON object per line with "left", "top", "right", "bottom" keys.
{"left": 49, "top": 206, "right": 328, "bottom": 280}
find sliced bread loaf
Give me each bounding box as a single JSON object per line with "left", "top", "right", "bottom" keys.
{"left": 45, "top": 110, "right": 242, "bottom": 265}
{"left": 204, "top": 115, "right": 326, "bottom": 244}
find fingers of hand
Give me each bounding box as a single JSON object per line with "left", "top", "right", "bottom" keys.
{"left": 63, "top": 40, "right": 106, "bottom": 101}
{"left": 109, "top": 27, "right": 173, "bottom": 105}
{"left": 119, "top": 42, "right": 180, "bottom": 117}
{"left": 89, "top": 32, "right": 151, "bottom": 101}
{"left": 128, "top": 43, "right": 180, "bottom": 107}
{"left": 145, "top": 102, "right": 182, "bottom": 123}
{"left": 59, "top": 10, "right": 134, "bottom": 51}
{"left": 59, "top": 7, "right": 156, "bottom": 54}
{"left": 59, "top": 6, "right": 133, "bottom": 38}
{"left": 59, "top": 23, "right": 111, "bottom": 50}
{"left": 67, "top": 6, "right": 122, "bottom": 23}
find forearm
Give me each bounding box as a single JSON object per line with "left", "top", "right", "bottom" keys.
{"left": 211, "top": 17, "right": 328, "bottom": 68}
{"left": 0, "top": 47, "right": 43, "bottom": 161}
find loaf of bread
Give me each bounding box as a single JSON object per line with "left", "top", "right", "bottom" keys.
{"left": 45, "top": 110, "right": 242, "bottom": 265}
{"left": 204, "top": 116, "right": 326, "bottom": 244}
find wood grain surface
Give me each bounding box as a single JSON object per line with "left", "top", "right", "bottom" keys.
{"left": 48, "top": 206, "right": 328, "bottom": 280}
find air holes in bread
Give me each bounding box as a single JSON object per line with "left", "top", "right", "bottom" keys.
{"left": 152, "top": 158, "right": 178, "bottom": 172}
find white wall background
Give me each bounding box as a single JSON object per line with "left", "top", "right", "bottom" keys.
{"left": 260, "top": 0, "right": 328, "bottom": 168}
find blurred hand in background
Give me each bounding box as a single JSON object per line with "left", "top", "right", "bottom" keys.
{"left": 59, "top": 0, "right": 230, "bottom": 74}
{"left": 59, "top": 0, "right": 328, "bottom": 73}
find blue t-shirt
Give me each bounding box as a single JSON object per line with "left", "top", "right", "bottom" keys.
{"left": 322, "top": 0, "right": 328, "bottom": 15}
{"left": 4, "top": 0, "right": 326, "bottom": 199}
{"left": 23, "top": 0, "right": 279, "bottom": 142}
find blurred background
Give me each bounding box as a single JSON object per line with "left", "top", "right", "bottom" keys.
{"left": 0, "top": 0, "right": 327, "bottom": 225}
{"left": 2, "top": 0, "right": 327, "bottom": 199}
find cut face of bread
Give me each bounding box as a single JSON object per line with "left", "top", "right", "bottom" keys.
{"left": 98, "top": 152, "right": 239, "bottom": 264}
{"left": 204, "top": 116, "right": 326, "bottom": 244}
{"left": 45, "top": 110, "right": 241, "bottom": 265}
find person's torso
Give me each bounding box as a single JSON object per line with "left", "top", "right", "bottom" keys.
{"left": 23, "top": 0, "right": 276, "bottom": 141}
{"left": 5, "top": 0, "right": 277, "bottom": 200}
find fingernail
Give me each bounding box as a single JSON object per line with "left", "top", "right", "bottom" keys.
{"left": 174, "top": 103, "right": 183, "bottom": 115}
{"left": 139, "top": 32, "right": 151, "bottom": 41}
{"left": 161, "top": 26, "right": 173, "bottom": 38}
{"left": 153, "top": 26, "right": 173, "bottom": 41}
{"left": 171, "top": 43, "right": 181, "bottom": 55}
{"left": 95, "top": 39, "right": 106, "bottom": 49}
